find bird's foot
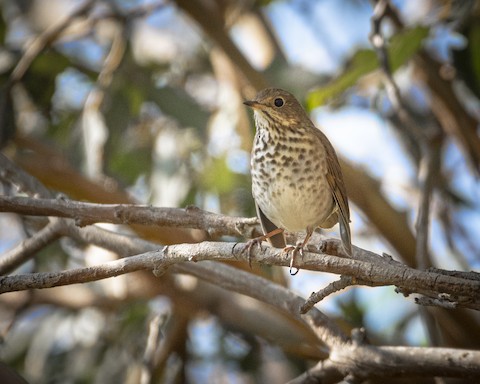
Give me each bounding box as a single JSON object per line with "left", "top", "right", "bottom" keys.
{"left": 240, "top": 237, "right": 264, "bottom": 268}
{"left": 283, "top": 240, "right": 305, "bottom": 275}
{"left": 239, "top": 228, "right": 284, "bottom": 268}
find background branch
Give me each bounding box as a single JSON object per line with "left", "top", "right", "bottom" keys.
{"left": 0, "top": 218, "right": 63, "bottom": 274}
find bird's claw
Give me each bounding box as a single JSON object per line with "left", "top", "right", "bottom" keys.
{"left": 240, "top": 238, "right": 264, "bottom": 268}
{"left": 283, "top": 241, "right": 304, "bottom": 275}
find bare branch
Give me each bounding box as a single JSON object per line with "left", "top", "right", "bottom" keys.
{"left": 0, "top": 153, "right": 52, "bottom": 198}
{"left": 374, "top": 1, "right": 480, "bottom": 173}
{"left": 0, "top": 218, "right": 64, "bottom": 274}
{"left": 0, "top": 249, "right": 160, "bottom": 293}
{"left": 174, "top": 0, "right": 269, "bottom": 91}
{"left": 140, "top": 313, "right": 168, "bottom": 384}
{"left": 369, "top": 0, "right": 425, "bottom": 143}
{"left": 0, "top": 196, "right": 261, "bottom": 239}
{"left": 0, "top": 244, "right": 348, "bottom": 348}
{"left": 301, "top": 275, "right": 359, "bottom": 314}
{"left": 173, "top": 261, "right": 348, "bottom": 349}
{"left": 415, "top": 139, "right": 442, "bottom": 269}
{"left": 415, "top": 295, "right": 458, "bottom": 309}
{"left": 1, "top": 241, "right": 479, "bottom": 310}
{"left": 9, "top": 0, "right": 95, "bottom": 85}
{"left": 290, "top": 345, "right": 480, "bottom": 383}
{"left": 1, "top": 216, "right": 479, "bottom": 379}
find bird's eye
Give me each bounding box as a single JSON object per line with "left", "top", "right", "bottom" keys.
{"left": 274, "top": 98, "right": 284, "bottom": 107}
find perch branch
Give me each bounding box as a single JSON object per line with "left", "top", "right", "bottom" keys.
{"left": 1, "top": 240, "right": 479, "bottom": 310}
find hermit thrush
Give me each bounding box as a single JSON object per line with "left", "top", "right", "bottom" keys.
{"left": 244, "top": 88, "right": 352, "bottom": 274}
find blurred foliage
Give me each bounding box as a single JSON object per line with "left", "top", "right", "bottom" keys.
{"left": 307, "top": 26, "right": 429, "bottom": 108}
{"left": 24, "top": 52, "right": 73, "bottom": 113}
{"left": 1, "top": 0, "right": 480, "bottom": 383}
{"left": 453, "top": 16, "right": 480, "bottom": 98}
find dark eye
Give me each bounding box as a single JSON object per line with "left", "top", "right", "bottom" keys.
{"left": 274, "top": 98, "right": 284, "bottom": 107}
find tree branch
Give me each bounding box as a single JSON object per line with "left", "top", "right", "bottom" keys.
{"left": 174, "top": 0, "right": 269, "bottom": 91}
{"left": 0, "top": 218, "right": 63, "bottom": 274}
{"left": 415, "top": 139, "right": 442, "bottom": 269}
{"left": 1, "top": 240, "right": 479, "bottom": 310}
{"left": 369, "top": 0, "right": 425, "bottom": 143}
{"left": 375, "top": 0, "right": 480, "bottom": 173}
{"left": 290, "top": 344, "right": 480, "bottom": 383}
{"left": 301, "top": 275, "right": 360, "bottom": 313}
{"left": 173, "top": 260, "right": 348, "bottom": 349}
{"left": 9, "top": 0, "right": 95, "bottom": 85}
{"left": 0, "top": 195, "right": 261, "bottom": 239}
{"left": 1, "top": 213, "right": 479, "bottom": 380}
{"left": 0, "top": 153, "right": 52, "bottom": 198}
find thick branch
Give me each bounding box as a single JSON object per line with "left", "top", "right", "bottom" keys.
{"left": 1, "top": 241, "right": 479, "bottom": 310}
{"left": 173, "top": 261, "right": 348, "bottom": 349}
{"left": 291, "top": 344, "right": 480, "bottom": 383}
{"left": 175, "top": 0, "right": 269, "bottom": 90}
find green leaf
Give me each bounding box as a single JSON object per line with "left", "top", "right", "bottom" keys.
{"left": 389, "top": 25, "right": 430, "bottom": 70}
{"left": 307, "top": 26, "right": 429, "bottom": 108}
{"left": 307, "top": 49, "right": 378, "bottom": 108}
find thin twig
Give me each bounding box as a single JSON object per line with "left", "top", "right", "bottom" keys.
{"left": 301, "top": 276, "right": 360, "bottom": 314}
{"left": 0, "top": 153, "right": 52, "bottom": 198}
{"left": 0, "top": 218, "right": 64, "bottom": 275}
{"left": 141, "top": 313, "right": 168, "bottom": 384}
{"left": 9, "top": 0, "right": 95, "bottom": 85}
{"left": 369, "top": 0, "right": 451, "bottom": 346}
{"left": 369, "top": 0, "right": 424, "bottom": 143}
{"left": 415, "top": 295, "right": 458, "bottom": 310}
{"left": 415, "top": 141, "right": 442, "bottom": 270}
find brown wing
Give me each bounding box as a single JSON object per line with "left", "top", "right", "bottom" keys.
{"left": 313, "top": 128, "right": 353, "bottom": 255}
{"left": 255, "top": 203, "right": 287, "bottom": 248}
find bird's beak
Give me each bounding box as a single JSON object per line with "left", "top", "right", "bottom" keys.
{"left": 243, "top": 100, "right": 263, "bottom": 109}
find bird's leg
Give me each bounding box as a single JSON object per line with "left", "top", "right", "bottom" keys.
{"left": 241, "top": 228, "right": 284, "bottom": 267}
{"left": 284, "top": 227, "right": 314, "bottom": 275}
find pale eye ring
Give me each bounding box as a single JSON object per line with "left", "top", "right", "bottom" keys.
{"left": 274, "top": 98, "right": 284, "bottom": 107}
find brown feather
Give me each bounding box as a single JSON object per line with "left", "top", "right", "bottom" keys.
{"left": 313, "top": 127, "right": 353, "bottom": 255}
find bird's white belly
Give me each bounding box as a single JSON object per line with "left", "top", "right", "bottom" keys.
{"left": 251, "top": 128, "right": 334, "bottom": 233}
{"left": 256, "top": 177, "right": 333, "bottom": 232}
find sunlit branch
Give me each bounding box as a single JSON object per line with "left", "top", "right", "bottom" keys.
{"left": 0, "top": 195, "right": 261, "bottom": 239}
{"left": 1, "top": 240, "right": 479, "bottom": 310}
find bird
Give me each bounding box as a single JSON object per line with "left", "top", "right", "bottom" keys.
{"left": 243, "top": 88, "right": 352, "bottom": 274}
